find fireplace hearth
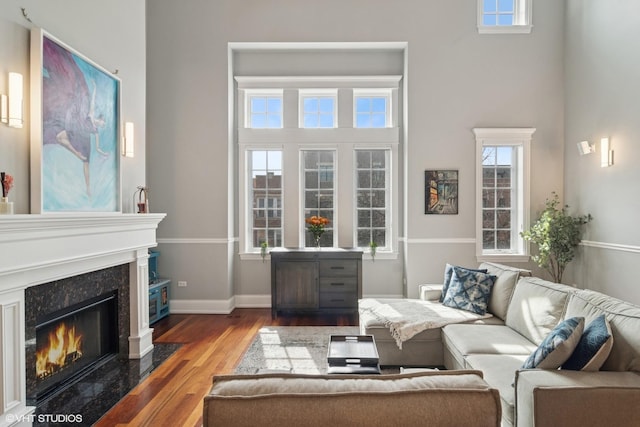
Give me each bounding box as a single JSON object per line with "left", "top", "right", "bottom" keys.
{"left": 25, "top": 265, "right": 130, "bottom": 405}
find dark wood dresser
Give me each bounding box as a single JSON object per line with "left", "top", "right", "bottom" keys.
{"left": 270, "top": 248, "right": 363, "bottom": 318}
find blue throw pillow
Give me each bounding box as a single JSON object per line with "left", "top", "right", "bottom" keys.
{"left": 522, "top": 317, "right": 585, "bottom": 369}
{"left": 440, "top": 264, "right": 489, "bottom": 303}
{"left": 441, "top": 266, "right": 496, "bottom": 315}
{"left": 562, "top": 314, "right": 613, "bottom": 371}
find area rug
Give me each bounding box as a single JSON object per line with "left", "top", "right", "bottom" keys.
{"left": 235, "top": 326, "right": 360, "bottom": 374}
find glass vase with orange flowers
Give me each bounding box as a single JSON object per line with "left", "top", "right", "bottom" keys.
{"left": 305, "top": 215, "right": 330, "bottom": 248}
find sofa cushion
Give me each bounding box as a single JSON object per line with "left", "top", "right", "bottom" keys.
{"left": 565, "top": 289, "right": 640, "bottom": 372}
{"left": 505, "top": 277, "right": 574, "bottom": 345}
{"left": 203, "top": 371, "right": 502, "bottom": 427}
{"left": 440, "top": 263, "right": 488, "bottom": 302}
{"left": 479, "top": 262, "right": 532, "bottom": 321}
{"left": 442, "top": 324, "right": 538, "bottom": 368}
{"left": 442, "top": 267, "right": 496, "bottom": 315}
{"left": 562, "top": 314, "right": 613, "bottom": 371}
{"left": 522, "top": 317, "right": 584, "bottom": 369}
{"left": 464, "top": 354, "right": 529, "bottom": 427}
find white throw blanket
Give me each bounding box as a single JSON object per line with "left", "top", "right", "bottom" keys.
{"left": 359, "top": 298, "right": 492, "bottom": 349}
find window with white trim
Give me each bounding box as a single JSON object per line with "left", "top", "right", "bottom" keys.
{"left": 246, "top": 90, "right": 283, "bottom": 128}
{"left": 249, "top": 150, "right": 283, "bottom": 248}
{"left": 355, "top": 149, "right": 390, "bottom": 249}
{"left": 302, "top": 150, "right": 335, "bottom": 247}
{"left": 477, "top": 0, "right": 532, "bottom": 34}
{"left": 300, "top": 90, "right": 337, "bottom": 128}
{"left": 237, "top": 76, "right": 400, "bottom": 256}
{"left": 473, "top": 128, "right": 535, "bottom": 261}
{"left": 354, "top": 90, "right": 391, "bottom": 128}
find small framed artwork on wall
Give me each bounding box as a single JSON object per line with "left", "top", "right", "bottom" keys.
{"left": 425, "top": 170, "right": 458, "bottom": 214}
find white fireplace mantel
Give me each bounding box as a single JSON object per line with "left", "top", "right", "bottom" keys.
{"left": 0, "top": 213, "right": 165, "bottom": 426}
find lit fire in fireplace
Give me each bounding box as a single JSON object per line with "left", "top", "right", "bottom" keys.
{"left": 35, "top": 322, "right": 83, "bottom": 380}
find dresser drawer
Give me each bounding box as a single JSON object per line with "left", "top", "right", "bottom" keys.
{"left": 319, "top": 277, "right": 358, "bottom": 293}
{"left": 319, "top": 292, "right": 358, "bottom": 309}
{"left": 319, "top": 260, "right": 358, "bottom": 277}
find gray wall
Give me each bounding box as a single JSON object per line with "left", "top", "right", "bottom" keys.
{"left": 4, "top": 0, "right": 636, "bottom": 309}
{"left": 564, "top": 1, "right": 640, "bottom": 304}
{"left": 0, "top": 0, "right": 146, "bottom": 214}
{"left": 147, "top": 0, "right": 566, "bottom": 311}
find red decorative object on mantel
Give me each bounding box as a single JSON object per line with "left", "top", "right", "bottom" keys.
{"left": 1, "top": 172, "right": 14, "bottom": 214}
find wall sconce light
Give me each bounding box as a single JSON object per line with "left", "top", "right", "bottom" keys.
{"left": 122, "top": 121, "right": 134, "bottom": 157}
{"left": 0, "top": 94, "right": 7, "bottom": 124}
{"left": 8, "top": 72, "right": 23, "bottom": 128}
{"left": 577, "top": 140, "right": 594, "bottom": 155}
{"left": 600, "top": 137, "right": 613, "bottom": 167}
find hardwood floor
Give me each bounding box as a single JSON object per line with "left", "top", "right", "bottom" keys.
{"left": 95, "top": 309, "right": 357, "bottom": 427}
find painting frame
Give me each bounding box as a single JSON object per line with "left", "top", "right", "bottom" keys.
{"left": 425, "top": 170, "right": 458, "bottom": 215}
{"left": 30, "top": 27, "right": 122, "bottom": 213}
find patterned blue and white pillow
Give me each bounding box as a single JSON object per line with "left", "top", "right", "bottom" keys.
{"left": 441, "top": 266, "right": 496, "bottom": 315}
{"left": 440, "top": 264, "right": 489, "bottom": 303}
{"left": 562, "top": 314, "right": 613, "bottom": 371}
{"left": 522, "top": 317, "right": 585, "bottom": 369}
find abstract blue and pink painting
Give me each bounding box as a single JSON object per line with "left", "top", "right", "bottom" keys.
{"left": 41, "top": 34, "right": 119, "bottom": 212}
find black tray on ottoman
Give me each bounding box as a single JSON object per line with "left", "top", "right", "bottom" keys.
{"left": 327, "top": 335, "right": 381, "bottom": 374}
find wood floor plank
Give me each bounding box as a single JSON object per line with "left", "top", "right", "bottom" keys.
{"left": 94, "top": 309, "right": 356, "bottom": 426}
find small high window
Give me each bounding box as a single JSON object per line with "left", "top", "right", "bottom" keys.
{"left": 300, "top": 90, "right": 337, "bottom": 128}
{"left": 246, "top": 90, "right": 283, "bottom": 128}
{"left": 354, "top": 90, "right": 391, "bottom": 128}
{"left": 478, "top": 0, "right": 532, "bottom": 34}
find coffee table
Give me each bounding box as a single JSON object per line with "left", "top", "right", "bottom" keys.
{"left": 327, "top": 335, "right": 381, "bottom": 374}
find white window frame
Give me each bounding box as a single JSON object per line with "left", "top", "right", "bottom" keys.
{"left": 299, "top": 89, "right": 337, "bottom": 129}
{"left": 237, "top": 76, "right": 400, "bottom": 259}
{"left": 477, "top": 0, "right": 533, "bottom": 34}
{"left": 473, "top": 128, "right": 535, "bottom": 262}
{"left": 244, "top": 89, "right": 284, "bottom": 128}
{"left": 353, "top": 89, "right": 392, "bottom": 129}
{"left": 354, "top": 148, "right": 391, "bottom": 251}
{"left": 300, "top": 149, "right": 337, "bottom": 248}
{"left": 244, "top": 148, "right": 284, "bottom": 252}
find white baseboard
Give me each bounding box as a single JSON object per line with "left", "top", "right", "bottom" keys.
{"left": 170, "top": 297, "right": 236, "bottom": 314}
{"left": 169, "top": 294, "right": 401, "bottom": 314}
{"left": 234, "top": 294, "right": 271, "bottom": 308}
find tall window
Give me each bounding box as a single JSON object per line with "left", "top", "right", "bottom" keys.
{"left": 302, "top": 150, "right": 335, "bottom": 247}
{"left": 478, "top": 0, "right": 532, "bottom": 34}
{"left": 249, "top": 150, "right": 283, "bottom": 248}
{"left": 482, "top": 146, "right": 516, "bottom": 251}
{"left": 474, "top": 128, "right": 535, "bottom": 261}
{"left": 355, "top": 150, "right": 389, "bottom": 249}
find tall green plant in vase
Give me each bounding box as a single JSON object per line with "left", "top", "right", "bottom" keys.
{"left": 520, "top": 192, "right": 592, "bottom": 284}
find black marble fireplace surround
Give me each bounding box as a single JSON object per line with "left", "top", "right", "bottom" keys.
{"left": 25, "top": 265, "right": 130, "bottom": 404}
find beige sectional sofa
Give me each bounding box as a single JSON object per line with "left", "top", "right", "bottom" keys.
{"left": 360, "top": 262, "right": 531, "bottom": 366}
{"left": 360, "top": 263, "right": 640, "bottom": 427}
{"left": 203, "top": 370, "right": 502, "bottom": 427}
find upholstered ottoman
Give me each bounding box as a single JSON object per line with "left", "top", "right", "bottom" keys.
{"left": 203, "top": 371, "right": 501, "bottom": 427}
